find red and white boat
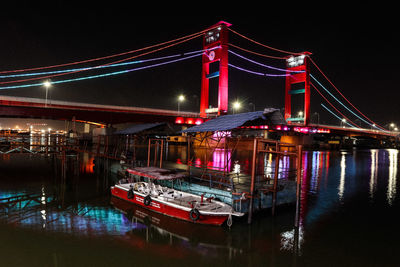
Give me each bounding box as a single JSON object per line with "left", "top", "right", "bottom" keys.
{"left": 111, "top": 167, "right": 244, "bottom": 226}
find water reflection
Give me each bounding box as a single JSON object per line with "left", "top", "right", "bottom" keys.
{"left": 338, "top": 153, "right": 346, "bottom": 201}
{"left": 212, "top": 148, "right": 231, "bottom": 172}
{"left": 3, "top": 148, "right": 400, "bottom": 265}
{"left": 280, "top": 226, "right": 304, "bottom": 255}
{"left": 369, "top": 149, "right": 378, "bottom": 199}
{"left": 387, "top": 149, "right": 398, "bottom": 205}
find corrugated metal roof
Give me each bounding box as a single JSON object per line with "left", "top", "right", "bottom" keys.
{"left": 115, "top": 122, "right": 166, "bottom": 135}
{"left": 182, "top": 108, "right": 284, "bottom": 133}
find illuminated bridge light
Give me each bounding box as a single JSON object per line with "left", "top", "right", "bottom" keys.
{"left": 175, "top": 117, "right": 184, "bottom": 124}
{"left": 175, "top": 117, "right": 203, "bottom": 125}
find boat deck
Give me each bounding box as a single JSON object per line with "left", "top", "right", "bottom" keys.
{"left": 117, "top": 183, "right": 232, "bottom": 213}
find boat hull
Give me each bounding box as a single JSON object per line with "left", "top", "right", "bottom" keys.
{"left": 111, "top": 186, "right": 229, "bottom": 226}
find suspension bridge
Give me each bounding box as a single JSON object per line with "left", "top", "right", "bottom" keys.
{"left": 0, "top": 21, "right": 397, "bottom": 146}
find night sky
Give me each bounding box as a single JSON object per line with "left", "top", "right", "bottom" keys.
{"left": 0, "top": 4, "right": 398, "bottom": 128}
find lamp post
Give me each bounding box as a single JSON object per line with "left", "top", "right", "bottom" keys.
{"left": 43, "top": 80, "right": 52, "bottom": 107}
{"left": 249, "top": 102, "right": 255, "bottom": 112}
{"left": 177, "top": 94, "right": 185, "bottom": 114}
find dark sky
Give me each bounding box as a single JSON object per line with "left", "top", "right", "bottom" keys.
{"left": 0, "top": 4, "right": 399, "bottom": 127}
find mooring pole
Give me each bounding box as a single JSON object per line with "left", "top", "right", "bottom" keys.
{"left": 247, "top": 138, "right": 258, "bottom": 224}
{"left": 294, "top": 145, "right": 303, "bottom": 228}
{"left": 187, "top": 135, "right": 191, "bottom": 172}
{"left": 147, "top": 139, "right": 151, "bottom": 167}
{"left": 271, "top": 153, "right": 280, "bottom": 216}
{"left": 159, "top": 139, "right": 164, "bottom": 168}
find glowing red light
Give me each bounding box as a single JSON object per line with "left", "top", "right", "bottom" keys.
{"left": 195, "top": 118, "right": 203, "bottom": 125}
{"left": 186, "top": 118, "right": 194, "bottom": 124}
{"left": 175, "top": 117, "right": 184, "bottom": 124}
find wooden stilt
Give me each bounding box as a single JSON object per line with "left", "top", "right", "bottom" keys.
{"left": 294, "top": 145, "right": 303, "bottom": 228}
{"left": 271, "top": 154, "right": 280, "bottom": 216}
{"left": 247, "top": 138, "right": 258, "bottom": 224}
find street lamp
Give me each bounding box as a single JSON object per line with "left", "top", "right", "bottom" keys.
{"left": 177, "top": 94, "right": 185, "bottom": 114}
{"left": 233, "top": 101, "right": 241, "bottom": 114}
{"left": 298, "top": 111, "right": 303, "bottom": 118}
{"left": 341, "top": 118, "right": 347, "bottom": 128}
{"left": 43, "top": 80, "right": 52, "bottom": 107}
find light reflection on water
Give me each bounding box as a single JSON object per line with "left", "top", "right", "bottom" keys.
{"left": 387, "top": 149, "right": 398, "bottom": 205}
{"left": 1, "top": 148, "right": 400, "bottom": 266}
{"left": 369, "top": 149, "right": 378, "bottom": 199}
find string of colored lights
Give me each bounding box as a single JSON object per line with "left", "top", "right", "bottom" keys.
{"left": 0, "top": 28, "right": 216, "bottom": 74}
{"left": 228, "top": 63, "right": 289, "bottom": 77}
{"left": 0, "top": 48, "right": 216, "bottom": 79}
{"left": 0, "top": 33, "right": 203, "bottom": 85}
{"left": 228, "top": 49, "right": 303, "bottom": 73}
{"left": 228, "top": 28, "right": 303, "bottom": 56}
{"left": 311, "top": 74, "right": 384, "bottom": 131}
{"left": 320, "top": 104, "right": 358, "bottom": 128}
{"left": 311, "top": 82, "right": 359, "bottom": 128}
{"left": 309, "top": 58, "right": 386, "bottom": 131}
{"left": 0, "top": 53, "right": 203, "bottom": 90}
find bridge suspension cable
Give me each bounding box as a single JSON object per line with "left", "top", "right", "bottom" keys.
{"left": 228, "top": 43, "right": 286, "bottom": 60}
{"left": 0, "top": 27, "right": 215, "bottom": 74}
{"left": 228, "top": 28, "right": 303, "bottom": 56}
{"left": 320, "top": 103, "right": 359, "bottom": 128}
{"left": 0, "top": 32, "right": 204, "bottom": 85}
{"left": 228, "top": 50, "right": 303, "bottom": 73}
{"left": 0, "top": 52, "right": 203, "bottom": 90}
{"left": 311, "top": 82, "right": 359, "bottom": 128}
{"left": 0, "top": 48, "right": 215, "bottom": 79}
{"left": 228, "top": 63, "right": 289, "bottom": 77}
{"left": 310, "top": 58, "right": 386, "bottom": 131}
{"left": 311, "top": 74, "right": 385, "bottom": 131}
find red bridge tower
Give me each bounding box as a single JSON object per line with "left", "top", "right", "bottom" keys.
{"left": 284, "top": 52, "right": 312, "bottom": 125}
{"left": 200, "top": 21, "right": 231, "bottom": 118}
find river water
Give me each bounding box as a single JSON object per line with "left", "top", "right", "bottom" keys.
{"left": 0, "top": 148, "right": 399, "bottom": 266}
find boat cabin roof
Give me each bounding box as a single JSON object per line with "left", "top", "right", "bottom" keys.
{"left": 127, "top": 167, "right": 186, "bottom": 180}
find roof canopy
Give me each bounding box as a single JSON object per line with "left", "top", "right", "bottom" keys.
{"left": 114, "top": 122, "right": 166, "bottom": 135}
{"left": 182, "top": 108, "right": 284, "bottom": 133}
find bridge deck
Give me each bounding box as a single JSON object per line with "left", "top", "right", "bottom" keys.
{"left": 0, "top": 95, "right": 201, "bottom": 124}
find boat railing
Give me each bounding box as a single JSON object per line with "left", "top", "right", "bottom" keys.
{"left": 188, "top": 165, "right": 236, "bottom": 190}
